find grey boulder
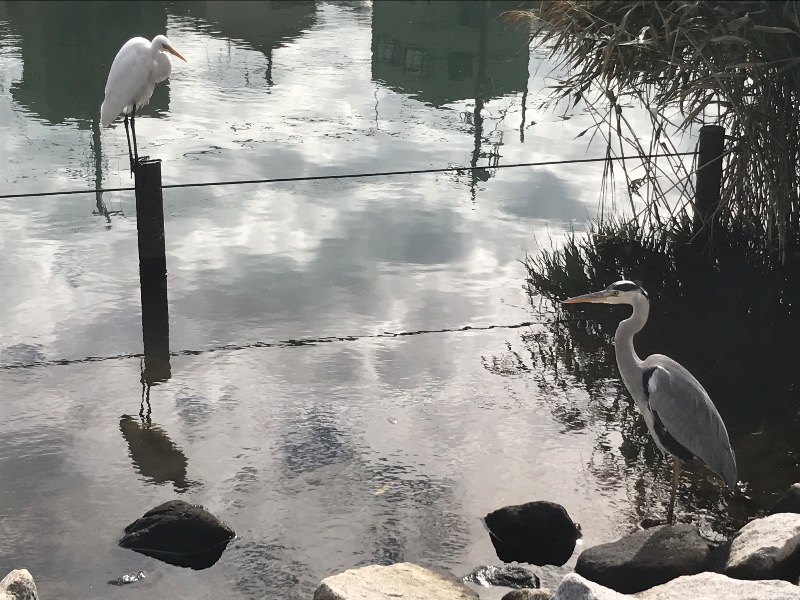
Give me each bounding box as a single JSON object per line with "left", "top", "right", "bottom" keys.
{"left": 636, "top": 571, "right": 800, "bottom": 599}
{"left": 552, "top": 574, "right": 627, "bottom": 599}
{"left": 552, "top": 571, "right": 800, "bottom": 600}
{"left": 313, "top": 563, "right": 479, "bottom": 600}
{"left": 725, "top": 512, "right": 800, "bottom": 580}
{"left": 575, "top": 524, "right": 714, "bottom": 593}
{"left": 0, "top": 570, "right": 39, "bottom": 600}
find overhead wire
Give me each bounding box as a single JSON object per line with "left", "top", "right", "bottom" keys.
{"left": 0, "top": 152, "right": 696, "bottom": 200}
{"left": 0, "top": 149, "right": 700, "bottom": 369}
{"left": 0, "top": 317, "right": 584, "bottom": 371}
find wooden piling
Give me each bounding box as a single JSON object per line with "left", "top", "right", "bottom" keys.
{"left": 134, "top": 158, "right": 171, "bottom": 382}
{"left": 135, "top": 159, "right": 167, "bottom": 278}
{"left": 694, "top": 125, "right": 725, "bottom": 234}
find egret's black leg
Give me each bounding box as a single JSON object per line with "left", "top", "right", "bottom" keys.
{"left": 131, "top": 104, "right": 139, "bottom": 169}
{"left": 123, "top": 114, "right": 135, "bottom": 176}
{"left": 666, "top": 459, "right": 681, "bottom": 525}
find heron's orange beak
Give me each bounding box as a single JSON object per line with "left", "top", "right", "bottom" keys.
{"left": 165, "top": 45, "right": 187, "bottom": 62}
{"left": 562, "top": 290, "right": 612, "bottom": 304}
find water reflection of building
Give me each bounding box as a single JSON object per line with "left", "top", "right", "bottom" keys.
{"left": 3, "top": 1, "right": 317, "bottom": 124}
{"left": 4, "top": 1, "right": 169, "bottom": 126}
{"left": 371, "top": 1, "right": 530, "bottom": 107}
{"left": 170, "top": 1, "right": 317, "bottom": 83}
{"left": 372, "top": 1, "right": 531, "bottom": 199}
{"left": 3, "top": 1, "right": 171, "bottom": 219}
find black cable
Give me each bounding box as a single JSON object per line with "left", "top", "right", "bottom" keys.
{"left": 0, "top": 317, "right": 577, "bottom": 370}
{"left": 0, "top": 152, "right": 696, "bottom": 200}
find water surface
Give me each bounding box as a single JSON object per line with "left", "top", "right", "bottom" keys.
{"left": 0, "top": 2, "right": 794, "bottom": 599}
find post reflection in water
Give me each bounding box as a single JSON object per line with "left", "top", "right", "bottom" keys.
{"left": 140, "top": 271, "right": 171, "bottom": 383}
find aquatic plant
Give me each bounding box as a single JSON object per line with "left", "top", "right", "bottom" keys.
{"left": 508, "top": 0, "right": 800, "bottom": 259}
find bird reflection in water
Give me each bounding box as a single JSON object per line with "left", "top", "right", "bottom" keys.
{"left": 119, "top": 414, "right": 197, "bottom": 493}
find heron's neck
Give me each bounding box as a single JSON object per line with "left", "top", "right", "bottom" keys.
{"left": 614, "top": 295, "right": 649, "bottom": 383}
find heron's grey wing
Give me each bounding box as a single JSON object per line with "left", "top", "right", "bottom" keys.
{"left": 644, "top": 358, "right": 737, "bottom": 488}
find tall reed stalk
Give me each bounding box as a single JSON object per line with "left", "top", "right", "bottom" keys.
{"left": 509, "top": 1, "right": 800, "bottom": 260}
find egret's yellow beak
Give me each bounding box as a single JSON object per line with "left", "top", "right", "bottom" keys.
{"left": 165, "top": 44, "right": 187, "bottom": 62}
{"left": 562, "top": 290, "right": 613, "bottom": 304}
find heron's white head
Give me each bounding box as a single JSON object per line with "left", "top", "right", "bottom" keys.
{"left": 562, "top": 280, "right": 649, "bottom": 306}
{"left": 151, "top": 35, "right": 187, "bottom": 62}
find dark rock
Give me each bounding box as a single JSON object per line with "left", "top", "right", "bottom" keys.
{"left": 640, "top": 517, "right": 664, "bottom": 529}
{"left": 707, "top": 538, "right": 733, "bottom": 573}
{"left": 575, "top": 524, "right": 713, "bottom": 593}
{"left": 463, "top": 565, "right": 539, "bottom": 589}
{"left": 502, "top": 589, "right": 552, "bottom": 600}
{"left": 119, "top": 500, "right": 235, "bottom": 570}
{"left": 484, "top": 501, "right": 581, "bottom": 566}
{"left": 769, "top": 483, "right": 800, "bottom": 515}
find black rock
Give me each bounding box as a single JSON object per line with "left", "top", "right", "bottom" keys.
{"left": 769, "top": 483, "right": 800, "bottom": 515}
{"left": 463, "top": 565, "right": 539, "bottom": 589}
{"left": 575, "top": 524, "right": 714, "bottom": 593}
{"left": 640, "top": 517, "right": 664, "bottom": 529}
{"left": 119, "top": 500, "right": 235, "bottom": 570}
{"left": 484, "top": 501, "right": 581, "bottom": 566}
{"left": 501, "top": 590, "right": 551, "bottom": 600}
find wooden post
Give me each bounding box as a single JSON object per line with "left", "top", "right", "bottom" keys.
{"left": 135, "top": 159, "right": 167, "bottom": 278}
{"left": 135, "top": 158, "right": 171, "bottom": 382}
{"left": 694, "top": 125, "right": 725, "bottom": 234}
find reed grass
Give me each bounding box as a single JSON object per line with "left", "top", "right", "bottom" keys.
{"left": 508, "top": 1, "right": 800, "bottom": 259}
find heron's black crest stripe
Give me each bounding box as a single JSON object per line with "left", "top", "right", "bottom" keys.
{"left": 652, "top": 409, "right": 695, "bottom": 461}
{"left": 610, "top": 280, "right": 648, "bottom": 298}
{"left": 611, "top": 281, "right": 639, "bottom": 292}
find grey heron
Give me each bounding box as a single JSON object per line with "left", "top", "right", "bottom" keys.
{"left": 563, "top": 280, "right": 737, "bottom": 524}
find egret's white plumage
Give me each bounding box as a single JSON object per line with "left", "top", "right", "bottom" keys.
{"left": 101, "top": 35, "right": 185, "bottom": 127}
{"left": 101, "top": 35, "right": 185, "bottom": 173}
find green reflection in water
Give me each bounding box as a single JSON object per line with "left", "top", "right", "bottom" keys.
{"left": 371, "top": 0, "right": 531, "bottom": 200}
{"left": 371, "top": 0, "right": 529, "bottom": 107}
{"left": 5, "top": 1, "right": 169, "bottom": 126}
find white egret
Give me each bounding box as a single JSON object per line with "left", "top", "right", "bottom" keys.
{"left": 100, "top": 35, "right": 186, "bottom": 173}
{"left": 563, "top": 280, "right": 737, "bottom": 524}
